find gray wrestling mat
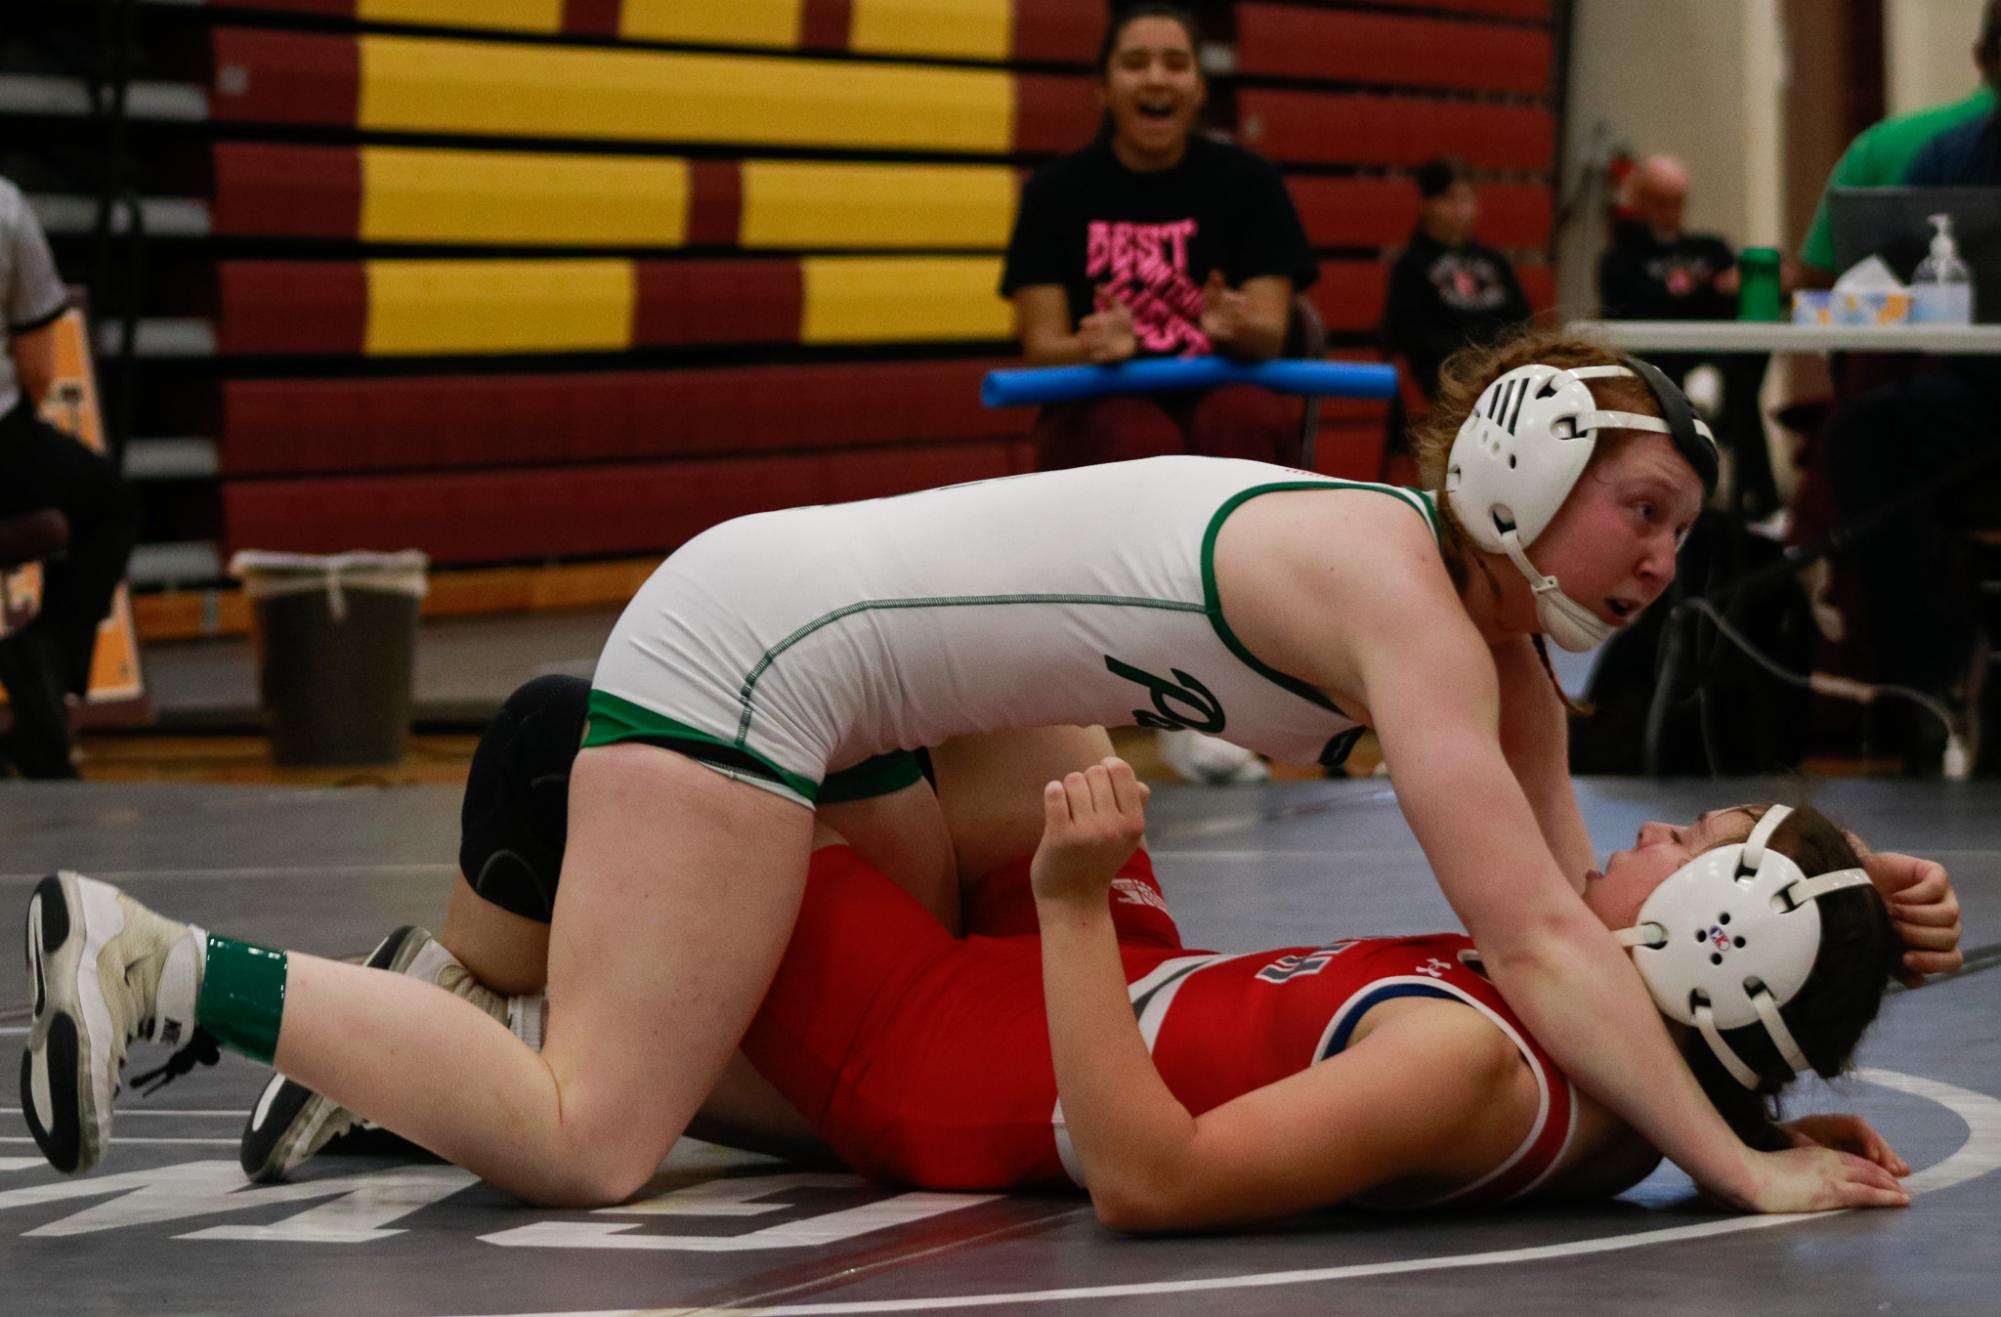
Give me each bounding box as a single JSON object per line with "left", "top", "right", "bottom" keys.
{"left": 3, "top": 777, "right": 1997, "bottom": 1316}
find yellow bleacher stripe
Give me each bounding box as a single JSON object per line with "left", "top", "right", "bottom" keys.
{"left": 741, "top": 163, "right": 1016, "bottom": 249}
{"left": 619, "top": 0, "right": 802, "bottom": 48}
{"left": 358, "top": 0, "right": 562, "bottom": 34}
{"left": 850, "top": 0, "right": 1011, "bottom": 62}
{"left": 365, "top": 259, "right": 636, "bottom": 355}
{"left": 801, "top": 256, "right": 1010, "bottom": 343}
{"left": 358, "top": 35, "right": 1013, "bottom": 152}
{"left": 360, "top": 148, "right": 690, "bottom": 246}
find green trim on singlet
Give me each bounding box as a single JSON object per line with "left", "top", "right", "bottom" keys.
{"left": 818, "top": 749, "right": 925, "bottom": 803}
{"left": 1400, "top": 486, "right": 1441, "bottom": 538}
{"left": 584, "top": 688, "right": 820, "bottom": 803}
{"left": 732, "top": 592, "right": 1209, "bottom": 746}
{"left": 1199, "top": 480, "right": 1444, "bottom": 715}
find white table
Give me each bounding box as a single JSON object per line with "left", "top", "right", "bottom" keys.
{"left": 1569, "top": 319, "right": 2001, "bottom": 354}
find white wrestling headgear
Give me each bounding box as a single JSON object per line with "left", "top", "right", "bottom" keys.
{"left": 1445, "top": 357, "right": 1719, "bottom": 653}
{"left": 1613, "top": 805, "right": 1873, "bottom": 1089}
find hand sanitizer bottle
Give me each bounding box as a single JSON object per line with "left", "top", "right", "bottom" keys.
{"left": 1911, "top": 213, "right": 1973, "bottom": 325}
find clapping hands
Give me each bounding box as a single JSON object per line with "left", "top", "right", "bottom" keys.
{"left": 1078, "top": 289, "right": 1138, "bottom": 364}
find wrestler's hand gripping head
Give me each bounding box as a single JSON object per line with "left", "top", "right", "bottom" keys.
{"left": 1445, "top": 355, "right": 1718, "bottom": 652}
{"left": 1613, "top": 804, "right": 1873, "bottom": 1089}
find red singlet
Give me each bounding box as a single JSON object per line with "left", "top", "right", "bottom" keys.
{"left": 740, "top": 846, "right": 1575, "bottom": 1206}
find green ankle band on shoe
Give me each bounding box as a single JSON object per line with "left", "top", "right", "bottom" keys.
{"left": 195, "top": 935, "right": 288, "bottom": 1065}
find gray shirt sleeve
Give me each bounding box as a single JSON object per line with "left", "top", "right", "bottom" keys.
{"left": 3, "top": 179, "right": 70, "bottom": 336}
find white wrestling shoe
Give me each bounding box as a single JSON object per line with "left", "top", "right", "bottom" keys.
{"left": 1157, "top": 728, "right": 1269, "bottom": 785}
{"left": 237, "top": 926, "right": 526, "bottom": 1183}
{"left": 21, "top": 872, "right": 205, "bottom": 1174}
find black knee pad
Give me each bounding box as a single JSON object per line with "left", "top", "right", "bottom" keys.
{"left": 459, "top": 673, "right": 591, "bottom": 923}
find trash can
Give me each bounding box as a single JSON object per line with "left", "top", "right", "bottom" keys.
{"left": 227, "top": 550, "right": 429, "bottom": 766}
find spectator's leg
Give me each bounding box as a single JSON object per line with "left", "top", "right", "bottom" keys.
{"left": 0, "top": 406, "right": 140, "bottom": 695}
{"left": 0, "top": 405, "right": 139, "bottom": 778}
{"left": 1032, "top": 396, "right": 1185, "bottom": 471}
{"left": 1184, "top": 384, "right": 1299, "bottom": 465}
{"left": 0, "top": 630, "right": 74, "bottom": 779}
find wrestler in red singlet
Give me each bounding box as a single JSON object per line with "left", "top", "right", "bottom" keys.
{"left": 741, "top": 845, "right": 1574, "bottom": 1204}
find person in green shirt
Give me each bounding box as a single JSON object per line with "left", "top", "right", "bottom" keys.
{"left": 1798, "top": 2, "right": 2000, "bottom": 279}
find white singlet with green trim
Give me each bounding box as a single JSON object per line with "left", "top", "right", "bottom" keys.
{"left": 589, "top": 455, "right": 1439, "bottom": 806}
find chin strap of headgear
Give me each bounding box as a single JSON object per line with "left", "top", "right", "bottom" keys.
{"left": 1493, "top": 526, "right": 1615, "bottom": 653}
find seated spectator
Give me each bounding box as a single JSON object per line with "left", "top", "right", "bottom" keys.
{"left": 1379, "top": 155, "right": 1533, "bottom": 402}
{"left": 999, "top": 3, "right": 1317, "bottom": 472}
{"left": 1597, "top": 155, "right": 1739, "bottom": 321}
{"left": 1905, "top": 3, "right": 2000, "bottom": 187}
{"left": 1796, "top": 10, "right": 1994, "bottom": 287}
{"left": 0, "top": 174, "right": 140, "bottom": 779}
{"left": 1596, "top": 155, "right": 1754, "bottom": 483}
{"left": 1816, "top": 9, "right": 1999, "bottom": 771}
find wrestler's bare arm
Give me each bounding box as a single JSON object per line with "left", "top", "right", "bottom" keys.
{"left": 1491, "top": 635, "right": 1596, "bottom": 887}
{"left": 1028, "top": 762, "right": 1535, "bottom": 1231}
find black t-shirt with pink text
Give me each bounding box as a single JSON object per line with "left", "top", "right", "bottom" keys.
{"left": 1000, "top": 135, "right": 1317, "bottom": 358}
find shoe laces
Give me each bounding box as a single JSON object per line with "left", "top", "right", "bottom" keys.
{"left": 129, "top": 1027, "right": 221, "bottom": 1097}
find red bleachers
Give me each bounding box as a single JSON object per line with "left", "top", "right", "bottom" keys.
{"left": 1307, "top": 262, "right": 1393, "bottom": 334}
{"left": 218, "top": 361, "right": 1026, "bottom": 476}
{"left": 215, "top": 263, "right": 367, "bottom": 356}
{"left": 1287, "top": 177, "right": 1418, "bottom": 249}
{"left": 1235, "top": 5, "right": 1553, "bottom": 95}
{"left": 1242, "top": 90, "right": 1556, "bottom": 171}
{"left": 210, "top": 145, "right": 360, "bottom": 239}
{"left": 1013, "top": 74, "right": 1103, "bottom": 154}
{"left": 1362, "top": 0, "right": 1552, "bottom": 17}
{"left": 211, "top": 260, "right": 819, "bottom": 357}
{"left": 1010, "top": 0, "right": 1107, "bottom": 64}
{"left": 198, "top": 0, "right": 1104, "bottom": 61}
{"left": 1288, "top": 178, "right": 1551, "bottom": 251}
{"left": 106, "top": 1, "right": 1566, "bottom": 572}
{"left": 222, "top": 440, "right": 1036, "bottom": 563}
{"left": 1517, "top": 262, "right": 1557, "bottom": 313}
{"left": 209, "top": 29, "right": 359, "bottom": 127}
{"left": 1475, "top": 185, "right": 1555, "bottom": 251}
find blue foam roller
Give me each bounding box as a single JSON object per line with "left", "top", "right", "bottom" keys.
{"left": 981, "top": 357, "right": 1398, "bottom": 408}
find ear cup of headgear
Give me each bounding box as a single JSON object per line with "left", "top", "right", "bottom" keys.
{"left": 1445, "top": 364, "right": 1603, "bottom": 554}
{"left": 1618, "top": 805, "right": 1873, "bottom": 1087}
{"left": 1628, "top": 843, "right": 1824, "bottom": 1030}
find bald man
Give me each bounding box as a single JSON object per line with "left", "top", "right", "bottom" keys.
{"left": 1591, "top": 157, "right": 1774, "bottom": 514}
{"left": 1597, "top": 155, "right": 1738, "bottom": 322}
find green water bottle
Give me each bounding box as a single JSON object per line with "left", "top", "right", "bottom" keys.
{"left": 1737, "top": 247, "right": 1783, "bottom": 322}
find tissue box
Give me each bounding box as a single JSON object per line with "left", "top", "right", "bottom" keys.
{"left": 1834, "top": 290, "right": 1912, "bottom": 326}
{"left": 1793, "top": 291, "right": 1833, "bottom": 325}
